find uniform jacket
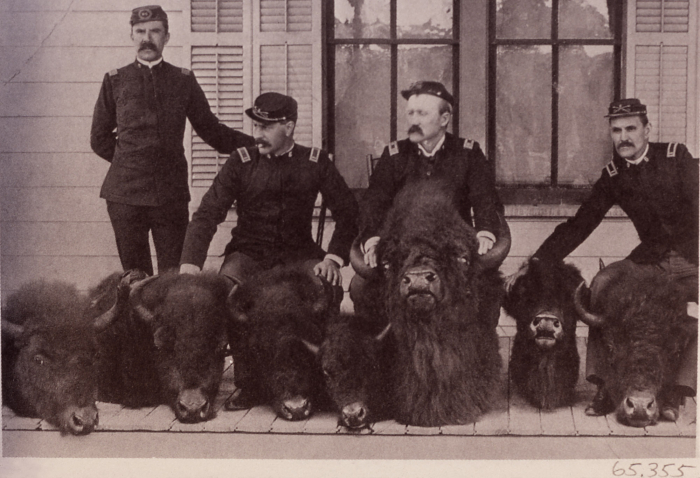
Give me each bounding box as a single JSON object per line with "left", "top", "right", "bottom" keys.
{"left": 90, "top": 60, "right": 253, "bottom": 206}
{"left": 535, "top": 142, "right": 699, "bottom": 265}
{"left": 358, "top": 132, "right": 501, "bottom": 243}
{"left": 180, "top": 144, "right": 359, "bottom": 268}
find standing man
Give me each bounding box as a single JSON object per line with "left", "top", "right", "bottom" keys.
{"left": 179, "top": 92, "right": 358, "bottom": 291}
{"left": 91, "top": 5, "right": 253, "bottom": 276}
{"left": 519, "top": 98, "right": 698, "bottom": 420}
{"left": 350, "top": 81, "right": 506, "bottom": 316}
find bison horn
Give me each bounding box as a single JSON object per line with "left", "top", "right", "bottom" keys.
{"left": 475, "top": 211, "right": 511, "bottom": 271}
{"left": 93, "top": 271, "right": 133, "bottom": 332}
{"left": 375, "top": 322, "right": 392, "bottom": 342}
{"left": 573, "top": 281, "right": 606, "bottom": 328}
{"left": 1, "top": 320, "right": 25, "bottom": 340}
{"left": 599, "top": 258, "right": 606, "bottom": 271}
{"left": 301, "top": 338, "right": 320, "bottom": 356}
{"left": 129, "top": 274, "right": 160, "bottom": 323}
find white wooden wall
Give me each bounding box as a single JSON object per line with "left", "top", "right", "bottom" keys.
{"left": 0, "top": 0, "right": 647, "bottom": 303}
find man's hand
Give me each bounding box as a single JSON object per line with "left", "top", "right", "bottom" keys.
{"left": 504, "top": 261, "right": 529, "bottom": 293}
{"left": 477, "top": 236, "right": 494, "bottom": 255}
{"left": 179, "top": 263, "right": 201, "bottom": 275}
{"left": 364, "top": 244, "right": 378, "bottom": 268}
{"left": 313, "top": 258, "right": 342, "bottom": 286}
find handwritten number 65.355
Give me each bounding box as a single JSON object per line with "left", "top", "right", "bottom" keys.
{"left": 612, "top": 461, "right": 697, "bottom": 477}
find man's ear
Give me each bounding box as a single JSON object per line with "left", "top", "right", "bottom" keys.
{"left": 285, "top": 120, "right": 296, "bottom": 137}
{"left": 164, "top": 32, "right": 170, "bottom": 46}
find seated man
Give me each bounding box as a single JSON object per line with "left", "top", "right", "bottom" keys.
{"left": 350, "top": 81, "right": 507, "bottom": 322}
{"left": 179, "top": 91, "right": 358, "bottom": 292}
{"left": 512, "top": 98, "right": 698, "bottom": 420}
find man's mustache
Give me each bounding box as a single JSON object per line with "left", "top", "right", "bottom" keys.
{"left": 408, "top": 125, "right": 423, "bottom": 135}
{"left": 139, "top": 42, "right": 158, "bottom": 51}
{"left": 255, "top": 139, "right": 271, "bottom": 148}
{"left": 617, "top": 141, "right": 634, "bottom": 148}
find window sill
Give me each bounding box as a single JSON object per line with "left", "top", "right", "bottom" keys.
{"left": 505, "top": 204, "right": 627, "bottom": 219}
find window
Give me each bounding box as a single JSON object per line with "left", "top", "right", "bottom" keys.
{"left": 488, "top": 0, "right": 623, "bottom": 203}
{"left": 327, "top": 0, "right": 459, "bottom": 188}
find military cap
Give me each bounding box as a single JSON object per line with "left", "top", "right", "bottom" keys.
{"left": 130, "top": 5, "right": 168, "bottom": 26}
{"left": 400, "top": 81, "right": 454, "bottom": 106}
{"left": 245, "top": 92, "right": 298, "bottom": 123}
{"left": 605, "top": 98, "right": 647, "bottom": 118}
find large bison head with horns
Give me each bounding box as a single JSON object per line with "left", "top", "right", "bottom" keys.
{"left": 574, "top": 265, "right": 694, "bottom": 427}
{"left": 2, "top": 274, "right": 130, "bottom": 435}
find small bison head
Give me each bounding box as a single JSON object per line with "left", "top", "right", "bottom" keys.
{"left": 319, "top": 316, "right": 392, "bottom": 429}
{"left": 128, "top": 272, "right": 231, "bottom": 423}
{"left": 505, "top": 258, "right": 584, "bottom": 352}
{"left": 228, "top": 266, "right": 335, "bottom": 421}
{"left": 575, "top": 268, "right": 690, "bottom": 427}
{"left": 2, "top": 276, "right": 128, "bottom": 435}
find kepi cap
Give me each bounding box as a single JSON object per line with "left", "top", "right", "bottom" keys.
{"left": 245, "top": 92, "right": 298, "bottom": 123}
{"left": 605, "top": 98, "right": 647, "bottom": 118}
{"left": 401, "top": 81, "right": 454, "bottom": 106}
{"left": 131, "top": 5, "right": 168, "bottom": 26}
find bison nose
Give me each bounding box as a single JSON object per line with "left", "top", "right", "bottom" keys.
{"left": 64, "top": 405, "right": 98, "bottom": 435}
{"left": 341, "top": 402, "right": 368, "bottom": 429}
{"left": 620, "top": 393, "right": 658, "bottom": 427}
{"left": 279, "top": 396, "right": 312, "bottom": 421}
{"left": 402, "top": 271, "right": 437, "bottom": 291}
{"left": 176, "top": 389, "right": 211, "bottom": 423}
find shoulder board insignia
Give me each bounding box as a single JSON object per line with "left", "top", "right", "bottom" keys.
{"left": 667, "top": 143, "right": 678, "bottom": 158}
{"left": 605, "top": 160, "right": 618, "bottom": 177}
{"left": 237, "top": 147, "right": 251, "bottom": 163}
{"left": 310, "top": 147, "right": 321, "bottom": 163}
{"left": 109, "top": 69, "right": 118, "bottom": 76}
{"left": 181, "top": 68, "right": 191, "bottom": 76}
{"left": 328, "top": 153, "right": 334, "bottom": 163}
{"left": 463, "top": 139, "right": 474, "bottom": 150}
{"left": 389, "top": 141, "right": 399, "bottom": 156}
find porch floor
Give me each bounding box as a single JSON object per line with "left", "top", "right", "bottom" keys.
{"left": 3, "top": 316, "right": 696, "bottom": 460}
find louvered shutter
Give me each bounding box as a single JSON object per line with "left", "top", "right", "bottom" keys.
{"left": 255, "top": 0, "right": 321, "bottom": 147}
{"left": 627, "top": 0, "right": 697, "bottom": 151}
{"left": 190, "top": 46, "right": 246, "bottom": 187}
{"left": 191, "top": 0, "right": 245, "bottom": 33}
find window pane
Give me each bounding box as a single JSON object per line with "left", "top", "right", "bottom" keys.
{"left": 335, "top": 44, "right": 391, "bottom": 188}
{"left": 397, "top": 0, "right": 453, "bottom": 39}
{"left": 496, "top": 0, "right": 551, "bottom": 40}
{"left": 559, "top": 0, "right": 614, "bottom": 39}
{"left": 334, "top": 0, "right": 390, "bottom": 39}
{"left": 397, "top": 45, "right": 453, "bottom": 138}
{"left": 558, "top": 45, "right": 614, "bottom": 185}
{"left": 495, "top": 45, "right": 552, "bottom": 185}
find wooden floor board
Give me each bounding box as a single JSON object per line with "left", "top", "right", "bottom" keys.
{"left": 234, "top": 405, "right": 276, "bottom": 433}
{"left": 303, "top": 411, "right": 339, "bottom": 434}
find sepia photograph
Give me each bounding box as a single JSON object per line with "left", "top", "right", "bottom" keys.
{"left": 0, "top": 1, "right": 697, "bottom": 476}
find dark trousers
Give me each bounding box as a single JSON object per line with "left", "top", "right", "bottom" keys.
{"left": 585, "top": 255, "right": 698, "bottom": 396}
{"left": 106, "top": 200, "right": 189, "bottom": 276}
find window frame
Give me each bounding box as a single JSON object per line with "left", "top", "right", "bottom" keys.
{"left": 324, "top": 1, "right": 461, "bottom": 160}
{"left": 487, "top": 0, "right": 624, "bottom": 205}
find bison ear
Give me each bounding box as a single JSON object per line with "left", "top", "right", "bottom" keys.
{"left": 153, "top": 326, "right": 174, "bottom": 350}
{"left": 1, "top": 320, "right": 25, "bottom": 341}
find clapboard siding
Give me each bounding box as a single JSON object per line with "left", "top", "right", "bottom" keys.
{"left": 1, "top": 222, "right": 115, "bottom": 256}
{"left": 0, "top": 83, "right": 103, "bottom": 117}
{"left": 0, "top": 154, "right": 108, "bottom": 187}
{"left": 1, "top": 187, "right": 107, "bottom": 222}
{"left": 0, "top": 47, "right": 184, "bottom": 83}
{"left": 1, "top": 256, "right": 122, "bottom": 293}
{"left": 0, "top": 117, "right": 93, "bottom": 152}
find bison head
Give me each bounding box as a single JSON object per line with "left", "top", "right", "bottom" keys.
{"left": 2, "top": 275, "right": 128, "bottom": 435}
{"left": 574, "top": 269, "right": 689, "bottom": 427}
{"left": 129, "top": 272, "right": 230, "bottom": 423}
{"left": 319, "top": 316, "right": 392, "bottom": 429}
{"left": 227, "top": 266, "right": 334, "bottom": 421}
{"left": 505, "top": 258, "right": 584, "bottom": 352}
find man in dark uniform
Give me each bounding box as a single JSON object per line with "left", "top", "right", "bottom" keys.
{"left": 179, "top": 92, "right": 358, "bottom": 288}
{"left": 90, "top": 5, "right": 252, "bottom": 276}
{"left": 179, "top": 92, "right": 358, "bottom": 410}
{"left": 350, "top": 81, "right": 505, "bottom": 315}
{"left": 517, "top": 98, "right": 698, "bottom": 420}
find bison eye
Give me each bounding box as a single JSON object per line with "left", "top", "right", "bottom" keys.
{"left": 532, "top": 317, "right": 541, "bottom": 327}
{"left": 33, "top": 354, "right": 46, "bottom": 366}
{"left": 457, "top": 257, "right": 468, "bottom": 264}
{"left": 401, "top": 276, "right": 410, "bottom": 285}
{"left": 426, "top": 272, "right": 437, "bottom": 282}
{"left": 553, "top": 320, "right": 561, "bottom": 328}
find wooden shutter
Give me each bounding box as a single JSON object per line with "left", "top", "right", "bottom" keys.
{"left": 190, "top": 46, "right": 246, "bottom": 187}
{"left": 260, "top": 0, "right": 313, "bottom": 32}
{"left": 191, "top": 0, "right": 245, "bottom": 33}
{"left": 627, "top": 0, "right": 697, "bottom": 151}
